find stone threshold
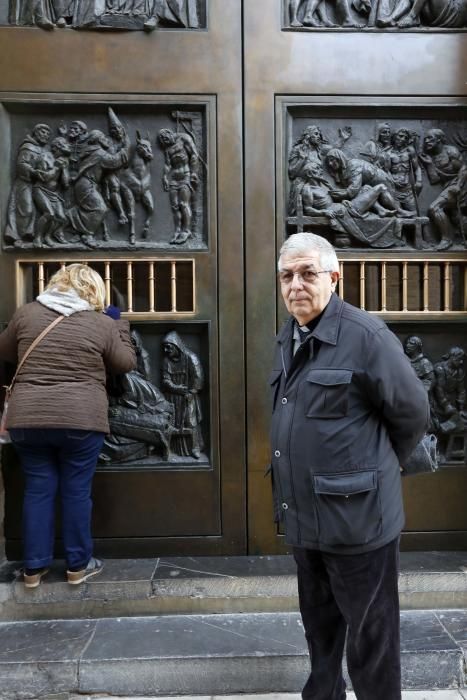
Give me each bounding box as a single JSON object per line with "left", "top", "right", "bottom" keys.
{"left": 0, "top": 552, "right": 466, "bottom": 621}
{"left": 0, "top": 610, "right": 466, "bottom": 699}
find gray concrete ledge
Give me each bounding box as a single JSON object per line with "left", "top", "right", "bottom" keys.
{"left": 0, "top": 610, "right": 465, "bottom": 699}
{"left": 1, "top": 553, "right": 467, "bottom": 622}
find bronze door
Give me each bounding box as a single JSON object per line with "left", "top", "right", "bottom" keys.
{"left": 244, "top": 0, "right": 467, "bottom": 552}
{"left": 0, "top": 1, "right": 245, "bottom": 557}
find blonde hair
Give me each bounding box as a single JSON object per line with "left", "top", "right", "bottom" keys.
{"left": 46, "top": 264, "right": 106, "bottom": 312}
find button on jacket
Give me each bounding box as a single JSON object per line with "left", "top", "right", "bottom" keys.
{"left": 269, "top": 293, "right": 430, "bottom": 554}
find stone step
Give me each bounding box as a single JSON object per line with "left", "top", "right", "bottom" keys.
{"left": 1, "top": 552, "right": 467, "bottom": 622}
{"left": 0, "top": 609, "right": 466, "bottom": 699}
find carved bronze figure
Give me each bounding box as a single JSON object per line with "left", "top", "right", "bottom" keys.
{"left": 385, "top": 128, "right": 423, "bottom": 216}
{"left": 161, "top": 331, "right": 204, "bottom": 459}
{"left": 4, "top": 123, "right": 53, "bottom": 247}
{"left": 120, "top": 131, "right": 154, "bottom": 245}
{"left": 420, "top": 128, "right": 467, "bottom": 250}
{"left": 158, "top": 128, "right": 199, "bottom": 244}
{"left": 66, "top": 128, "right": 129, "bottom": 247}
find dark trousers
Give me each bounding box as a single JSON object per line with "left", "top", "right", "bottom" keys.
{"left": 293, "top": 538, "right": 401, "bottom": 700}
{"left": 10, "top": 428, "right": 105, "bottom": 571}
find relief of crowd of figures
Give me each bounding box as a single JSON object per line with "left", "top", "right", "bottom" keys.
{"left": 286, "top": 0, "right": 467, "bottom": 29}
{"left": 287, "top": 121, "right": 467, "bottom": 250}
{"left": 3, "top": 108, "right": 206, "bottom": 251}
{"left": 403, "top": 337, "right": 466, "bottom": 465}
{"left": 4, "top": 1, "right": 203, "bottom": 30}
{"left": 100, "top": 329, "right": 207, "bottom": 467}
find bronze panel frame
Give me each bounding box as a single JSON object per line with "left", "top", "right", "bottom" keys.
{"left": 0, "top": 0, "right": 246, "bottom": 555}
{"left": 244, "top": 0, "right": 467, "bottom": 552}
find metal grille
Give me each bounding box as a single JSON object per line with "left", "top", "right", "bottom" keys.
{"left": 16, "top": 258, "right": 196, "bottom": 318}
{"left": 337, "top": 258, "right": 467, "bottom": 320}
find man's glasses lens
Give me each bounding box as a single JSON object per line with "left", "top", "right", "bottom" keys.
{"left": 279, "top": 269, "right": 329, "bottom": 284}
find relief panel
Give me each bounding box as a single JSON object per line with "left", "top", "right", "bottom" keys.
{"left": 0, "top": 101, "right": 210, "bottom": 251}
{"left": 393, "top": 323, "right": 467, "bottom": 466}
{"left": 100, "top": 322, "right": 210, "bottom": 470}
{"left": 283, "top": 106, "right": 467, "bottom": 251}
{"left": 283, "top": 0, "right": 467, "bottom": 30}
{"left": 0, "top": 1, "right": 206, "bottom": 30}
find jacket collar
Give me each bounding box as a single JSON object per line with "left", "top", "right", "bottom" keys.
{"left": 277, "top": 292, "right": 344, "bottom": 348}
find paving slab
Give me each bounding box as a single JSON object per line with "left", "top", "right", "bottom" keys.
{"left": 0, "top": 619, "right": 96, "bottom": 700}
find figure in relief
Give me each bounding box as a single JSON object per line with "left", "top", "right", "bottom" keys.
{"left": 158, "top": 128, "right": 199, "bottom": 244}
{"left": 104, "top": 108, "right": 131, "bottom": 227}
{"left": 432, "top": 347, "right": 467, "bottom": 461}
{"left": 385, "top": 127, "right": 423, "bottom": 215}
{"left": 31, "top": 135, "right": 71, "bottom": 247}
{"left": 325, "top": 148, "right": 412, "bottom": 217}
{"left": 9, "top": 0, "right": 56, "bottom": 28}
{"left": 297, "top": 159, "right": 402, "bottom": 247}
{"left": 161, "top": 331, "right": 204, "bottom": 459}
{"left": 120, "top": 131, "right": 154, "bottom": 245}
{"left": 376, "top": 0, "right": 467, "bottom": 28}
{"left": 66, "top": 129, "right": 129, "bottom": 247}
{"left": 288, "top": 0, "right": 368, "bottom": 27}
{"left": 288, "top": 124, "right": 351, "bottom": 215}
{"left": 419, "top": 128, "right": 467, "bottom": 250}
{"left": 403, "top": 335, "right": 437, "bottom": 432}
{"left": 4, "top": 123, "right": 53, "bottom": 247}
{"left": 360, "top": 122, "right": 392, "bottom": 170}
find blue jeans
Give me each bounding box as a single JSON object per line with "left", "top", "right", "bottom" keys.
{"left": 9, "top": 428, "right": 105, "bottom": 570}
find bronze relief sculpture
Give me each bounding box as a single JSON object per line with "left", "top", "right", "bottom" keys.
{"left": 287, "top": 120, "right": 467, "bottom": 250}
{"left": 285, "top": 0, "right": 467, "bottom": 28}
{"left": 3, "top": 107, "right": 206, "bottom": 251}
{"left": 404, "top": 337, "right": 467, "bottom": 464}
{"left": 6, "top": 0, "right": 204, "bottom": 30}
{"left": 100, "top": 329, "right": 206, "bottom": 466}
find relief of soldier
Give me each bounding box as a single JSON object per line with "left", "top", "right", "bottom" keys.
{"left": 287, "top": 121, "right": 467, "bottom": 250}
{"left": 286, "top": 0, "right": 467, "bottom": 28}
{"left": 8, "top": 0, "right": 202, "bottom": 29}
{"left": 3, "top": 109, "right": 203, "bottom": 251}
{"left": 404, "top": 337, "right": 467, "bottom": 464}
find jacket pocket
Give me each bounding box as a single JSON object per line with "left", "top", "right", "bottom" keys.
{"left": 313, "top": 470, "right": 381, "bottom": 546}
{"left": 269, "top": 369, "right": 282, "bottom": 411}
{"left": 306, "top": 368, "right": 352, "bottom": 418}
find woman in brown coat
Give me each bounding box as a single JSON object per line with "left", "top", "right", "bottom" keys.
{"left": 0, "top": 264, "right": 136, "bottom": 587}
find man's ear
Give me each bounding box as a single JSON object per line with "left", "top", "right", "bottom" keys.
{"left": 330, "top": 271, "right": 340, "bottom": 288}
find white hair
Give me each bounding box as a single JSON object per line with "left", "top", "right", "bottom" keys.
{"left": 278, "top": 233, "right": 339, "bottom": 272}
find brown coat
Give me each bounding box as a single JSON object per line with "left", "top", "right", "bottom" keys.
{"left": 0, "top": 302, "right": 136, "bottom": 432}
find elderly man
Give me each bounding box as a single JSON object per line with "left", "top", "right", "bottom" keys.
{"left": 269, "top": 232, "right": 429, "bottom": 700}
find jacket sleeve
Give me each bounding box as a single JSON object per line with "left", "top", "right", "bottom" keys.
{"left": 365, "top": 326, "right": 430, "bottom": 465}
{"left": 103, "top": 319, "right": 137, "bottom": 374}
{"left": 0, "top": 314, "right": 19, "bottom": 364}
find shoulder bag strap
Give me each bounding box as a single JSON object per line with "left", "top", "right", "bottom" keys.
{"left": 5, "top": 314, "right": 65, "bottom": 396}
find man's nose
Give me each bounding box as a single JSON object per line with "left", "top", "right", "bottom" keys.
{"left": 290, "top": 272, "right": 304, "bottom": 290}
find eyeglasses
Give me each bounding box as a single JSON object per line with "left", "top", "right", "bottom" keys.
{"left": 278, "top": 269, "right": 332, "bottom": 285}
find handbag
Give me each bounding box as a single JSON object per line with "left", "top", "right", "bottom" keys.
{"left": 402, "top": 433, "right": 439, "bottom": 476}
{"left": 0, "top": 314, "right": 65, "bottom": 445}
